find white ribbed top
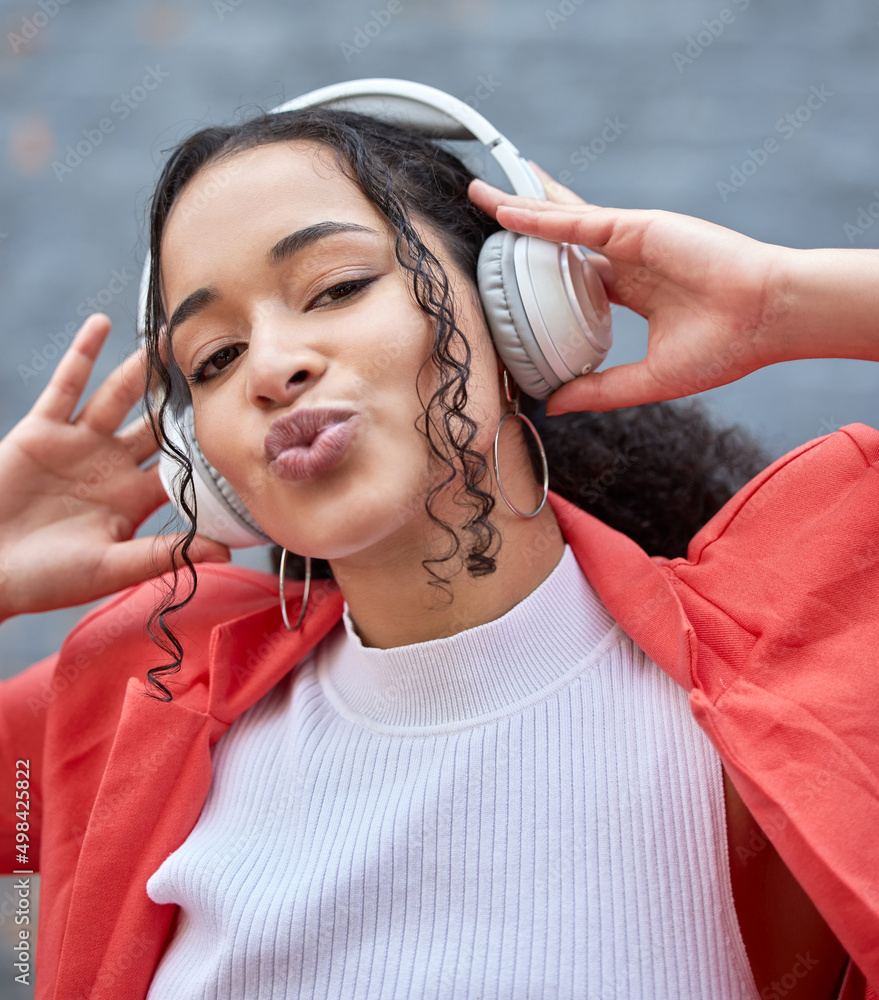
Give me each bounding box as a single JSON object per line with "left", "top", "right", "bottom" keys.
{"left": 146, "top": 545, "right": 759, "bottom": 1000}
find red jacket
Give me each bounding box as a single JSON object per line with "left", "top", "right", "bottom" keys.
{"left": 2, "top": 423, "right": 878, "bottom": 1000}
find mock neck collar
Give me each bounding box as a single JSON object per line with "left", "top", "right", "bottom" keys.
{"left": 201, "top": 492, "right": 695, "bottom": 729}
{"left": 317, "top": 544, "right": 618, "bottom": 732}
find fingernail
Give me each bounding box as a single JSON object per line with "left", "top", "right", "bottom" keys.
{"left": 202, "top": 552, "right": 231, "bottom": 563}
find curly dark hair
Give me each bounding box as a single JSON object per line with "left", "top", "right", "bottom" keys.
{"left": 141, "top": 105, "right": 768, "bottom": 701}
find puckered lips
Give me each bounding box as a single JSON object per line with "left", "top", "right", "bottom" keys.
{"left": 265, "top": 407, "right": 360, "bottom": 482}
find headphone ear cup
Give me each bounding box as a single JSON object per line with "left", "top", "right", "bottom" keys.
{"left": 158, "top": 405, "right": 272, "bottom": 549}
{"left": 477, "top": 230, "right": 560, "bottom": 399}
{"left": 478, "top": 230, "right": 613, "bottom": 401}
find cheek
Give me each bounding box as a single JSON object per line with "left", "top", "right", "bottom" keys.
{"left": 350, "top": 302, "right": 436, "bottom": 427}
{"left": 362, "top": 288, "right": 434, "bottom": 380}
{"left": 190, "top": 402, "right": 248, "bottom": 480}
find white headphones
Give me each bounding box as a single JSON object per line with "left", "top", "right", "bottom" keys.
{"left": 139, "top": 78, "right": 613, "bottom": 548}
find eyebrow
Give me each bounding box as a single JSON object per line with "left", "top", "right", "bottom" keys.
{"left": 166, "top": 221, "right": 380, "bottom": 341}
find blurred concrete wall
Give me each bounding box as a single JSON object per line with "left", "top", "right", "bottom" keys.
{"left": 0, "top": 2, "right": 876, "bottom": 991}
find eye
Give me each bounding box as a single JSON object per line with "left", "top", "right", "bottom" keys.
{"left": 309, "top": 276, "right": 376, "bottom": 308}
{"left": 186, "top": 344, "right": 242, "bottom": 387}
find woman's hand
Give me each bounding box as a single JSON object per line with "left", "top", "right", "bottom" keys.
{"left": 469, "top": 165, "right": 792, "bottom": 413}
{"left": 0, "top": 313, "right": 230, "bottom": 622}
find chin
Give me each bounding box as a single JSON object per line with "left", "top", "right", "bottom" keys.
{"left": 239, "top": 451, "right": 435, "bottom": 555}
{"left": 255, "top": 491, "right": 426, "bottom": 562}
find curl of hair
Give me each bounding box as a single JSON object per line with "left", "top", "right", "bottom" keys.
{"left": 141, "top": 105, "right": 769, "bottom": 702}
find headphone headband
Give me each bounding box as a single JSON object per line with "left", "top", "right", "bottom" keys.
{"left": 269, "top": 78, "right": 545, "bottom": 198}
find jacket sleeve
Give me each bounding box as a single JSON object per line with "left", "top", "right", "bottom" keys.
{"left": 658, "top": 422, "right": 879, "bottom": 989}
{"left": 0, "top": 653, "right": 59, "bottom": 874}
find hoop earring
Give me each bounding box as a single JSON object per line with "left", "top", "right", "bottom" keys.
{"left": 279, "top": 550, "right": 312, "bottom": 631}
{"left": 492, "top": 369, "right": 549, "bottom": 519}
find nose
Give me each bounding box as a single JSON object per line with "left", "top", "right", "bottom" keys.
{"left": 244, "top": 304, "right": 328, "bottom": 407}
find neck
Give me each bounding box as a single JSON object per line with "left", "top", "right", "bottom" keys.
{"left": 329, "top": 498, "right": 565, "bottom": 649}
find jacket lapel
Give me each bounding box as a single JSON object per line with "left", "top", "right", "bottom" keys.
{"left": 547, "top": 492, "right": 695, "bottom": 690}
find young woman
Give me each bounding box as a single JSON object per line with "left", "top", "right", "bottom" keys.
{"left": 1, "top": 103, "right": 877, "bottom": 1000}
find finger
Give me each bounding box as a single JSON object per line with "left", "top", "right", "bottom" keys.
{"left": 525, "top": 160, "right": 590, "bottom": 206}
{"left": 59, "top": 461, "right": 169, "bottom": 527}
{"left": 495, "top": 204, "right": 645, "bottom": 257}
{"left": 97, "top": 533, "right": 231, "bottom": 594}
{"left": 467, "top": 178, "right": 565, "bottom": 219}
{"left": 469, "top": 175, "right": 598, "bottom": 215}
{"left": 75, "top": 343, "right": 149, "bottom": 436}
{"left": 582, "top": 253, "right": 619, "bottom": 299}
{"left": 31, "top": 313, "right": 112, "bottom": 422}
{"left": 545, "top": 362, "right": 691, "bottom": 414}
{"left": 118, "top": 412, "right": 160, "bottom": 465}
{"left": 127, "top": 461, "right": 174, "bottom": 523}
{"left": 467, "top": 177, "right": 508, "bottom": 218}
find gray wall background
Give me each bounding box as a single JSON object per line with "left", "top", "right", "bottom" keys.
{"left": 0, "top": 0, "right": 876, "bottom": 993}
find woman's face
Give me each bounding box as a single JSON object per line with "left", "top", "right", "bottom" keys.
{"left": 160, "top": 141, "right": 505, "bottom": 565}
